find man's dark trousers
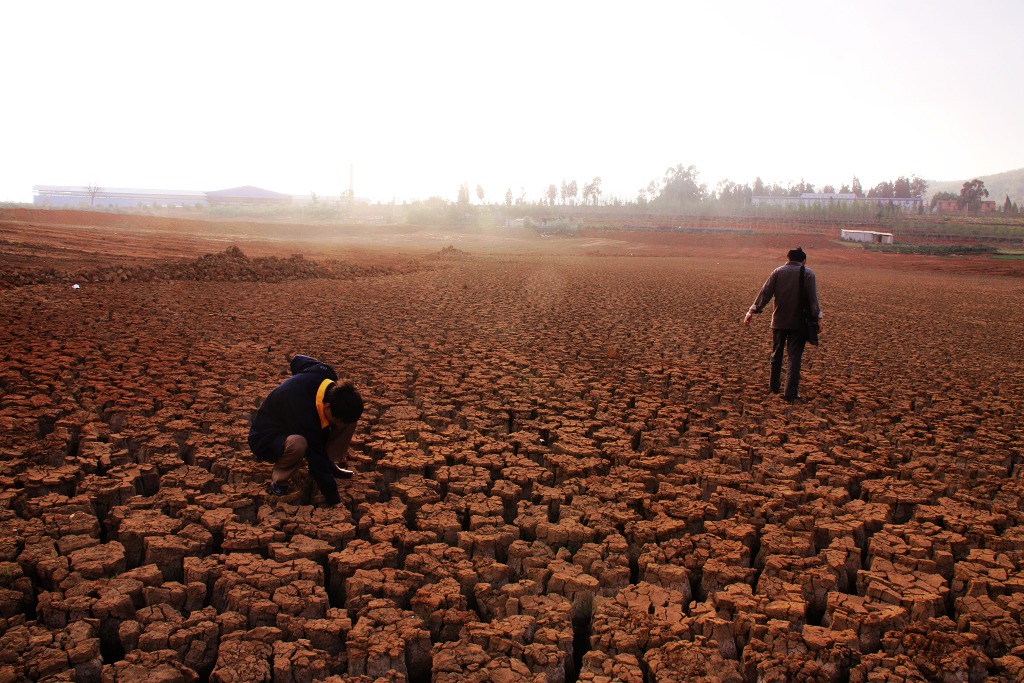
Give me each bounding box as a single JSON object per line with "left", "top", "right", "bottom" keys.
{"left": 770, "top": 328, "right": 806, "bottom": 400}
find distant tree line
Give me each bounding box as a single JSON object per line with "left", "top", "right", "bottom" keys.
{"left": 479, "top": 165, "right": 934, "bottom": 209}
{"left": 433, "top": 165, "right": 1018, "bottom": 219}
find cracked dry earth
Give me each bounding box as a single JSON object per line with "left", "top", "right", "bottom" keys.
{"left": 1, "top": 232, "right": 1024, "bottom": 683}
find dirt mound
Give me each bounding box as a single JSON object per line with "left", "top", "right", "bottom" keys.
{"left": 428, "top": 245, "right": 471, "bottom": 260}
{"left": 0, "top": 246, "right": 414, "bottom": 289}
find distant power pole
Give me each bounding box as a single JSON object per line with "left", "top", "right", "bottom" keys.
{"left": 348, "top": 163, "right": 354, "bottom": 210}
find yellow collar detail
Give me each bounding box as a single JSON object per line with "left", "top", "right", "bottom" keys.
{"left": 315, "top": 379, "right": 333, "bottom": 429}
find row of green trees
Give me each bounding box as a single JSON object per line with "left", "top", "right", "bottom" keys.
{"left": 455, "top": 165, "right": 942, "bottom": 210}
{"left": 458, "top": 179, "right": 605, "bottom": 208}
{"left": 425, "top": 165, "right": 1018, "bottom": 223}
{"left": 641, "top": 168, "right": 931, "bottom": 206}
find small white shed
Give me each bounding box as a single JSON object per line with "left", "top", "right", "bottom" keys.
{"left": 841, "top": 229, "right": 894, "bottom": 244}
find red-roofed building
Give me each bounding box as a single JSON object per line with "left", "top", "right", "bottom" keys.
{"left": 933, "top": 199, "right": 996, "bottom": 214}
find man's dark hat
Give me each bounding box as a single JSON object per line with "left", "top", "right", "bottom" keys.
{"left": 788, "top": 247, "right": 807, "bottom": 262}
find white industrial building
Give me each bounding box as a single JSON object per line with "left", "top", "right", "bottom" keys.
{"left": 32, "top": 185, "right": 292, "bottom": 208}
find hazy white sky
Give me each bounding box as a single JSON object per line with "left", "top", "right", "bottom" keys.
{"left": 3, "top": 0, "right": 1022, "bottom": 203}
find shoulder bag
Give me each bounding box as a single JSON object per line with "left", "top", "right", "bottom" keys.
{"left": 799, "top": 265, "right": 819, "bottom": 346}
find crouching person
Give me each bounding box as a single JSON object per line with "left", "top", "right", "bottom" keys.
{"left": 248, "top": 355, "right": 363, "bottom": 506}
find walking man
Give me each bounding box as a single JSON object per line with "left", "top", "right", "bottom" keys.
{"left": 249, "top": 355, "right": 363, "bottom": 505}
{"left": 744, "top": 247, "right": 822, "bottom": 401}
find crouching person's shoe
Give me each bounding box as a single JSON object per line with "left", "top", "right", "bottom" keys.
{"left": 331, "top": 463, "right": 354, "bottom": 479}
{"left": 269, "top": 480, "right": 291, "bottom": 496}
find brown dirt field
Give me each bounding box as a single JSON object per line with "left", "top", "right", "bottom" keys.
{"left": 2, "top": 209, "right": 1024, "bottom": 681}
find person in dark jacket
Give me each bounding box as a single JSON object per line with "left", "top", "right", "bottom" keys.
{"left": 744, "top": 247, "right": 823, "bottom": 401}
{"left": 249, "top": 355, "right": 364, "bottom": 505}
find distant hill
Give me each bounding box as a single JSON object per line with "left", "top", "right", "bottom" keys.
{"left": 927, "top": 167, "right": 1024, "bottom": 207}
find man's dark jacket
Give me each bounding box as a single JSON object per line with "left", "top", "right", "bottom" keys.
{"left": 249, "top": 355, "right": 341, "bottom": 504}
{"left": 750, "top": 261, "right": 821, "bottom": 329}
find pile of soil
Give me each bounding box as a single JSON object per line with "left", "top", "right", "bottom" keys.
{"left": 0, "top": 246, "right": 417, "bottom": 289}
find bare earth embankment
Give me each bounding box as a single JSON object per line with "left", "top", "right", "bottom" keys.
{"left": 1, "top": 209, "right": 1023, "bottom": 682}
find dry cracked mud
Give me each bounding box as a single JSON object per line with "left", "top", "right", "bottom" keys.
{"left": 1, "top": 209, "right": 1023, "bottom": 682}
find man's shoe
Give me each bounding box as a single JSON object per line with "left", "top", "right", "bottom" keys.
{"left": 269, "top": 481, "right": 291, "bottom": 496}
{"left": 331, "top": 464, "right": 354, "bottom": 479}
{"left": 784, "top": 395, "right": 801, "bottom": 403}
